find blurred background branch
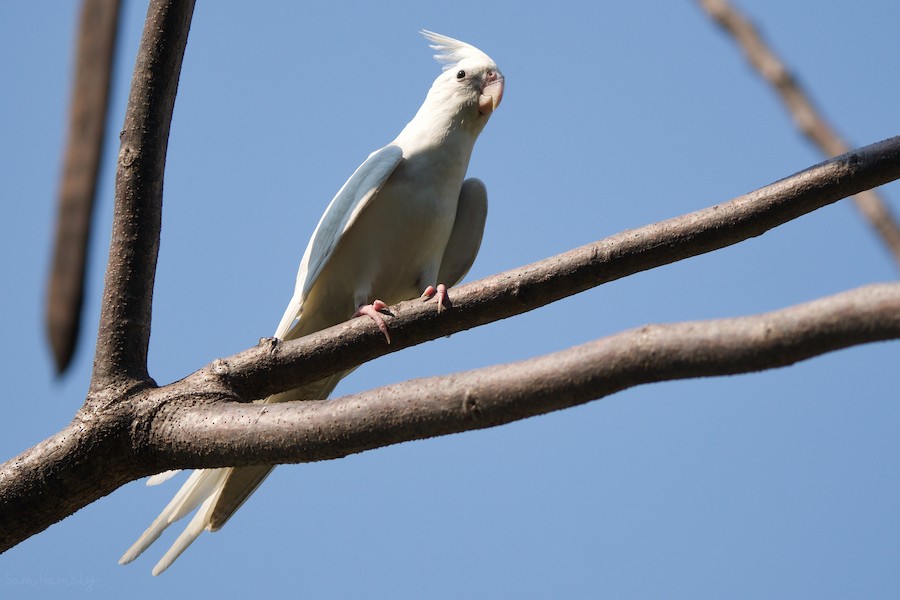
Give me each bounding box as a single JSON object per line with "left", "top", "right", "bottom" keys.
{"left": 46, "top": 0, "right": 120, "bottom": 374}
{"left": 698, "top": 0, "right": 900, "bottom": 268}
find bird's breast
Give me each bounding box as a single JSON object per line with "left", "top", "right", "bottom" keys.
{"left": 308, "top": 160, "right": 464, "bottom": 321}
{"left": 362, "top": 160, "right": 461, "bottom": 296}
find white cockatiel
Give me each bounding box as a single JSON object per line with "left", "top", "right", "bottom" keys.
{"left": 120, "top": 30, "right": 504, "bottom": 575}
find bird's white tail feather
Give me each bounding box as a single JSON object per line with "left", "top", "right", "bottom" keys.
{"left": 151, "top": 485, "right": 224, "bottom": 575}
{"left": 166, "top": 469, "right": 229, "bottom": 524}
{"left": 119, "top": 468, "right": 230, "bottom": 568}
{"left": 146, "top": 470, "right": 181, "bottom": 486}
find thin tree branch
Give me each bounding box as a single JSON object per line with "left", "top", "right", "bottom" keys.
{"left": 89, "top": 0, "right": 194, "bottom": 392}
{"left": 46, "top": 0, "right": 121, "bottom": 375}
{"left": 698, "top": 0, "right": 900, "bottom": 267}
{"left": 153, "top": 283, "right": 900, "bottom": 468}
{"left": 188, "top": 135, "right": 900, "bottom": 403}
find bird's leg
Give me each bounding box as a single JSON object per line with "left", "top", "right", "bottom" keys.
{"left": 353, "top": 300, "right": 391, "bottom": 344}
{"left": 421, "top": 283, "right": 449, "bottom": 313}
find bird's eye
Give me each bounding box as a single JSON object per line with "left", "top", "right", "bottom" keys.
{"left": 456, "top": 70, "right": 466, "bottom": 80}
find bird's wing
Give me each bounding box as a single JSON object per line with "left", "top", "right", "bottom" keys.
{"left": 437, "top": 178, "right": 488, "bottom": 286}
{"left": 274, "top": 145, "right": 404, "bottom": 339}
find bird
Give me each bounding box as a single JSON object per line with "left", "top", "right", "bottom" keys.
{"left": 119, "top": 29, "right": 504, "bottom": 575}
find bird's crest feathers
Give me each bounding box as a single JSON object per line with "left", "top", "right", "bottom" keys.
{"left": 421, "top": 30, "right": 493, "bottom": 70}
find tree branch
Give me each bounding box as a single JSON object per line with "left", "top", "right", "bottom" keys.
{"left": 2, "top": 135, "right": 899, "bottom": 551}
{"left": 153, "top": 283, "right": 900, "bottom": 468}
{"left": 697, "top": 0, "right": 900, "bottom": 267}
{"left": 46, "top": 0, "right": 121, "bottom": 375}
{"left": 89, "top": 0, "right": 194, "bottom": 392}
{"left": 189, "top": 135, "right": 900, "bottom": 403}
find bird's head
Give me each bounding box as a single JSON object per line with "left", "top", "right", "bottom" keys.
{"left": 420, "top": 30, "right": 504, "bottom": 133}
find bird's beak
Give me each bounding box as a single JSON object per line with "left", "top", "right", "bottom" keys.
{"left": 478, "top": 72, "right": 504, "bottom": 115}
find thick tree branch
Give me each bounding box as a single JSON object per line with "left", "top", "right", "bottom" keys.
{"left": 153, "top": 283, "right": 900, "bottom": 468}
{"left": 698, "top": 0, "right": 900, "bottom": 267}
{"left": 0, "top": 0, "right": 195, "bottom": 556}
{"left": 2, "top": 136, "right": 900, "bottom": 552}
{"left": 90, "top": 0, "right": 194, "bottom": 391}
{"left": 0, "top": 415, "right": 136, "bottom": 554}
{"left": 46, "top": 0, "right": 121, "bottom": 375}
{"left": 190, "top": 135, "right": 900, "bottom": 402}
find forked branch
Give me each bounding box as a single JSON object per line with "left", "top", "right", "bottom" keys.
{"left": 3, "top": 0, "right": 900, "bottom": 561}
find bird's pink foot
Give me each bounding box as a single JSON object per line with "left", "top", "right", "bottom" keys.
{"left": 353, "top": 300, "right": 391, "bottom": 344}
{"left": 421, "top": 283, "right": 449, "bottom": 313}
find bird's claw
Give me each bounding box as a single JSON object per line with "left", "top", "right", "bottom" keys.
{"left": 421, "top": 283, "right": 449, "bottom": 313}
{"left": 353, "top": 300, "right": 391, "bottom": 344}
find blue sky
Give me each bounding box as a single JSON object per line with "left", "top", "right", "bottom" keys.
{"left": 2, "top": 1, "right": 899, "bottom": 598}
